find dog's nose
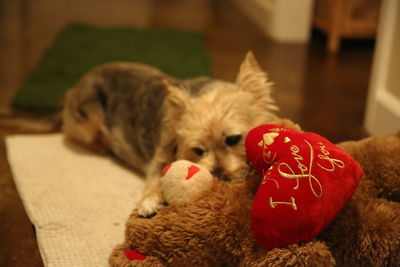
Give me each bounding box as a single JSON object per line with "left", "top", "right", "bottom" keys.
{"left": 211, "top": 167, "right": 231, "bottom": 182}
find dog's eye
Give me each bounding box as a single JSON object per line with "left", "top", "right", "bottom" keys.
{"left": 192, "top": 147, "right": 204, "bottom": 156}
{"left": 225, "top": 135, "right": 242, "bottom": 146}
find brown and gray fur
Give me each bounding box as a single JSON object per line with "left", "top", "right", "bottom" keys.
{"left": 62, "top": 62, "right": 207, "bottom": 172}
{"left": 7, "top": 52, "right": 294, "bottom": 216}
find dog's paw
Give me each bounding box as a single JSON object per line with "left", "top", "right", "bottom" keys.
{"left": 137, "top": 194, "right": 166, "bottom": 217}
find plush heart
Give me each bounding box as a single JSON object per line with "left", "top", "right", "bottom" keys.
{"left": 246, "top": 124, "right": 363, "bottom": 249}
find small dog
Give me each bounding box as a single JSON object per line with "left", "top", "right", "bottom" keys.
{"left": 7, "top": 52, "right": 293, "bottom": 216}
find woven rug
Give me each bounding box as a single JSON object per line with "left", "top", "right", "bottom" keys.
{"left": 6, "top": 134, "right": 144, "bottom": 266}
{"left": 12, "top": 24, "right": 211, "bottom": 110}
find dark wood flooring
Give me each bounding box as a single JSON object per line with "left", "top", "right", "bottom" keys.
{"left": 0, "top": 0, "right": 374, "bottom": 266}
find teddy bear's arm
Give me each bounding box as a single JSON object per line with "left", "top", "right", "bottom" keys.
{"left": 320, "top": 193, "right": 400, "bottom": 267}
{"left": 119, "top": 181, "right": 258, "bottom": 266}
{"left": 339, "top": 133, "right": 400, "bottom": 202}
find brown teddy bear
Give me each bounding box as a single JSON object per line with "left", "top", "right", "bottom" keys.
{"left": 323, "top": 133, "right": 400, "bottom": 266}
{"left": 109, "top": 129, "right": 400, "bottom": 266}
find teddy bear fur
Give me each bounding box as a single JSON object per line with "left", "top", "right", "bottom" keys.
{"left": 110, "top": 174, "right": 335, "bottom": 266}
{"left": 109, "top": 131, "right": 400, "bottom": 266}
{"left": 320, "top": 132, "right": 400, "bottom": 266}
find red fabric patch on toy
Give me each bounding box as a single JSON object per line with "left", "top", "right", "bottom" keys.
{"left": 185, "top": 165, "right": 201, "bottom": 180}
{"left": 161, "top": 164, "right": 172, "bottom": 177}
{"left": 124, "top": 249, "right": 147, "bottom": 261}
{"left": 246, "top": 124, "right": 363, "bottom": 249}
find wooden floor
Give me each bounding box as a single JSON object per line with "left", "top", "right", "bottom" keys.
{"left": 0, "top": 0, "right": 374, "bottom": 266}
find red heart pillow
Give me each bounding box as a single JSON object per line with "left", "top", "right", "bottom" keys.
{"left": 245, "top": 124, "right": 363, "bottom": 249}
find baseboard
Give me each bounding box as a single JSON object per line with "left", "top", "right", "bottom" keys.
{"left": 231, "top": 0, "right": 313, "bottom": 43}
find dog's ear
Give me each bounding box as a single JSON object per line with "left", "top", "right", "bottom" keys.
{"left": 236, "top": 51, "right": 273, "bottom": 95}
{"left": 163, "top": 80, "right": 190, "bottom": 121}
{"left": 236, "top": 51, "right": 278, "bottom": 110}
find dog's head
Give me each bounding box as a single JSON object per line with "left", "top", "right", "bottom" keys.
{"left": 164, "top": 52, "right": 278, "bottom": 182}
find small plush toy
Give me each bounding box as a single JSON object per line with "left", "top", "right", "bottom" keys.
{"left": 160, "top": 161, "right": 213, "bottom": 204}
{"left": 109, "top": 125, "right": 400, "bottom": 266}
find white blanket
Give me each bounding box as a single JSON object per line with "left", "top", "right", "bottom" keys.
{"left": 5, "top": 134, "right": 144, "bottom": 267}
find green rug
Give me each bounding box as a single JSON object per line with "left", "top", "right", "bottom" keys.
{"left": 12, "top": 24, "right": 211, "bottom": 111}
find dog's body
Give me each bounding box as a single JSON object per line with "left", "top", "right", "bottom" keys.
{"left": 62, "top": 62, "right": 212, "bottom": 174}
{"left": 7, "top": 52, "right": 293, "bottom": 216}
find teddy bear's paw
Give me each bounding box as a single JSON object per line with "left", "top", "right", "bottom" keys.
{"left": 137, "top": 194, "right": 166, "bottom": 217}
{"left": 356, "top": 200, "right": 400, "bottom": 266}
{"left": 242, "top": 241, "right": 335, "bottom": 267}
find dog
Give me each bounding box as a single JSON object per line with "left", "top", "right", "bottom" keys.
{"left": 4, "top": 52, "right": 294, "bottom": 216}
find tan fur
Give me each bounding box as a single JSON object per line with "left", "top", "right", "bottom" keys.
{"left": 162, "top": 52, "right": 278, "bottom": 181}
{"left": 109, "top": 131, "right": 400, "bottom": 266}
{"left": 136, "top": 52, "right": 287, "bottom": 216}
{"left": 167, "top": 79, "right": 277, "bottom": 181}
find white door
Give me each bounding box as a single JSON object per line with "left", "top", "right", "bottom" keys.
{"left": 364, "top": 0, "right": 400, "bottom": 135}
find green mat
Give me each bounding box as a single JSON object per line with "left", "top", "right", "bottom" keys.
{"left": 12, "top": 24, "right": 211, "bottom": 111}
